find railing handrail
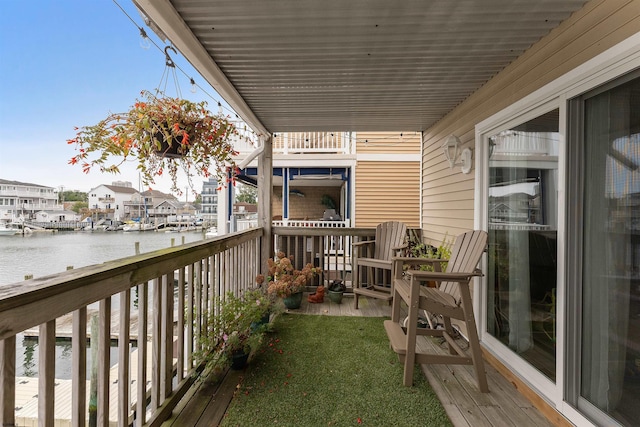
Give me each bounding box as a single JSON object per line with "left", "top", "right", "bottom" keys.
{"left": 272, "top": 226, "right": 374, "bottom": 237}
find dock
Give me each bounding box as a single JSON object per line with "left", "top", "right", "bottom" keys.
{"left": 22, "top": 307, "right": 156, "bottom": 342}
{"left": 17, "top": 307, "right": 181, "bottom": 425}
{"left": 14, "top": 348, "right": 161, "bottom": 426}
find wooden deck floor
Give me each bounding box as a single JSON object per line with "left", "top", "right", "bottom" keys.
{"left": 163, "top": 294, "right": 555, "bottom": 427}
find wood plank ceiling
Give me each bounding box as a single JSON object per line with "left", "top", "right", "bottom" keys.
{"left": 135, "top": 0, "right": 587, "bottom": 133}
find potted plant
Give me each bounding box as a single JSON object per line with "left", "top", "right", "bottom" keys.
{"left": 258, "top": 252, "right": 320, "bottom": 309}
{"left": 196, "top": 290, "right": 267, "bottom": 373}
{"left": 407, "top": 234, "right": 452, "bottom": 286}
{"left": 67, "top": 90, "right": 239, "bottom": 194}
{"left": 243, "top": 287, "right": 273, "bottom": 332}
{"left": 321, "top": 194, "right": 336, "bottom": 210}
{"left": 327, "top": 279, "right": 346, "bottom": 304}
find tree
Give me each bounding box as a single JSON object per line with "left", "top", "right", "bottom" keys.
{"left": 71, "top": 202, "right": 88, "bottom": 213}
{"left": 60, "top": 191, "right": 88, "bottom": 202}
{"left": 236, "top": 184, "right": 257, "bottom": 204}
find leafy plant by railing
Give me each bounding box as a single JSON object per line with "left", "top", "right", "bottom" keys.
{"left": 407, "top": 232, "right": 452, "bottom": 272}
{"left": 195, "top": 288, "right": 272, "bottom": 376}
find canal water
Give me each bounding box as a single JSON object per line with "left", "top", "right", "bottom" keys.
{"left": 0, "top": 230, "right": 208, "bottom": 378}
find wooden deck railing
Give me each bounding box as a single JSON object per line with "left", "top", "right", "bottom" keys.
{"left": 0, "top": 226, "right": 377, "bottom": 426}
{"left": 273, "top": 226, "right": 376, "bottom": 288}
{"left": 0, "top": 228, "right": 263, "bottom": 427}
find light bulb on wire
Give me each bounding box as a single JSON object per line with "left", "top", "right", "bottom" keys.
{"left": 190, "top": 78, "right": 197, "bottom": 93}
{"left": 139, "top": 27, "right": 151, "bottom": 50}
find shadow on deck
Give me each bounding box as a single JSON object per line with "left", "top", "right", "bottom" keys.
{"left": 162, "top": 294, "right": 554, "bottom": 427}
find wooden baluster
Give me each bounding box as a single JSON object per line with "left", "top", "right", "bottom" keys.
{"left": 151, "top": 278, "right": 161, "bottom": 410}
{"left": 98, "top": 298, "right": 111, "bottom": 427}
{"left": 39, "top": 320, "right": 56, "bottom": 425}
{"left": 118, "top": 288, "right": 131, "bottom": 426}
{"left": 136, "top": 281, "right": 148, "bottom": 426}
{"left": 194, "top": 262, "right": 202, "bottom": 354}
{"left": 1, "top": 336, "right": 16, "bottom": 427}
{"left": 72, "top": 307, "right": 87, "bottom": 427}
{"left": 186, "top": 264, "right": 194, "bottom": 368}
{"left": 177, "top": 267, "right": 185, "bottom": 382}
{"left": 201, "top": 259, "right": 209, "bottom": 338}
{"left": 233, "top": 246, "right": 239, "bottom": 292}
{"left": 160, "top": 274, "right": 172, "bottom": 401}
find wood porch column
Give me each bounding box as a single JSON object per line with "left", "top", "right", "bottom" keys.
{"left": 258, "top": 135, "right": 273, "bottom": 274}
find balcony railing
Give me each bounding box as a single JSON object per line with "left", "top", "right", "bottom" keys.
{"left": 233, "top": 132, "right": 355, "bottom": 156}
{"left": 0, "top": 226, "right": 375, "bottom": 426}
{"left": 274, "top": 132, "right": 353, "bottom": 154}
{"left": 273, "top": 226, "right": 375, "bottom": 288}
{"left": 0, "top": 228, "right": 263, "bottom": 426}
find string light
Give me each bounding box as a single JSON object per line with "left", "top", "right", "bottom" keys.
{"left": 189, "top": 77, "right": 197, "bottom": 93}
{"left": 138, "top": 27, "right": 151, "bottom": 49}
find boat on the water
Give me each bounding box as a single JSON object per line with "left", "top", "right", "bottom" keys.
{"left": 122, "top": 221, "right": 156, "bottom": 232}
{"left": 0, "top": 223, "right": 17, "bottom": 236}
{"left": 204, "top": 226, "right": 218, "bottom": 238}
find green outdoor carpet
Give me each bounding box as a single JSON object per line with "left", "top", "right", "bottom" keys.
{"left": 220, "top": 314, "right": 452, "bottom": 426}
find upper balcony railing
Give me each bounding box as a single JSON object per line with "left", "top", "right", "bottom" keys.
{"left": 274, "top": 132, "right": 354, "bottom": 154}
{"left": 233, "top": 132, "right": 355, "bottom": 156}
{"left": 0, "top": 226, "right": 375, "bottom": 426}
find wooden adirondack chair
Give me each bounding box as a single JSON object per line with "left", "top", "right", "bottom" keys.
{"left": 352, "top": 221, "right": 407, "bottom": 309}
{"left": 384, "top": 230, "right": 489, "bottom": 392}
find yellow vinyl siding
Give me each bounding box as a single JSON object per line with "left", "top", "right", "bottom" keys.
{"left": 355, "top": 161, "right": 420, "bottom": 228}
{"left": 420, "top": 0, "right": 640, "bottom": 245}
{"left": 356, "top": 131, "right": 421, "bottom": 154}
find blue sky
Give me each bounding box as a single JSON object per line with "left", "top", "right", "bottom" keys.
{"left": 0, "top": 1, "right": 229, "bottom": 197}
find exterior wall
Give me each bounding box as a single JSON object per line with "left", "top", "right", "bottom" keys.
{"left": 356, "top": 131, "right": 421, "bottom": 154}
{"left": 354, "top": 132, "right": 421, "bottom": 227}
{"left": 354, "top": 160, "right": 420, "bottom": 227}
{"left": 420, "top": 0, "right": 640, "bottom": 246}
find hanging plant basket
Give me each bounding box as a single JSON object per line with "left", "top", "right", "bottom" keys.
{"left": 67, "top": 90, "right": 239, "bottom": 194}
{"left": 151, "top": 122, "right": 192, "bottom": 158}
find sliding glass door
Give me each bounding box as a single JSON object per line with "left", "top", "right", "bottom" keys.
{"left": 573, "top": 73, "right": 640, "bottom": 426}
{"left": 486, "top": 109, "right": 559, "bottom": 381}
